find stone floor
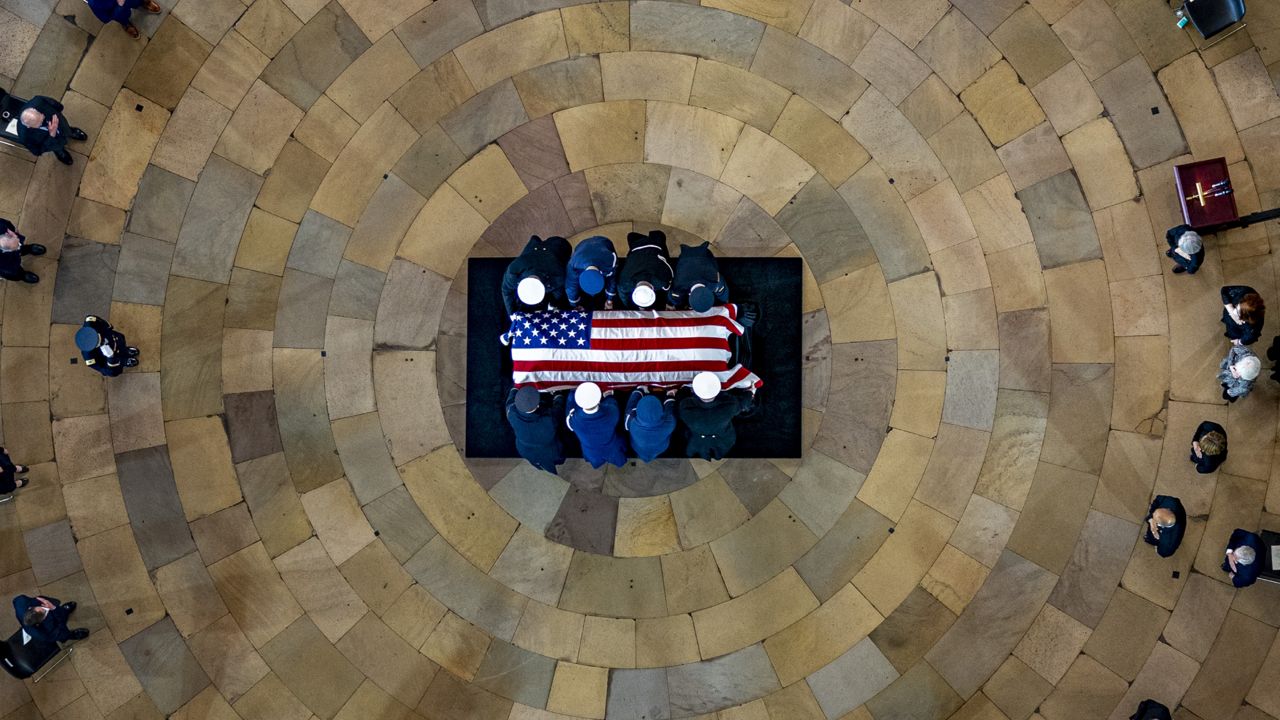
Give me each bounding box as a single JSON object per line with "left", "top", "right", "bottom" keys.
{"left": 0, "top": 0, "right": 1279, "bottom": 718}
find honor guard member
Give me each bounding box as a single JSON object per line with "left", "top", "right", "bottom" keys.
{"left": 625, "top": 387, "right": 676, "bottom": 462}
{"left": 618, "top": 230, "right": 673, "bottom": 310}
{"left": 1222, "top": 528, "right": 1264, "bottom": 588}
{"left": 679, "top": 372, "right": 754, "bottom": 461}
{"left": 1142, "top": 495, "right": 1187, "bottom": 558}
{"left": 0, "top": 218, "right": 45, "bottom": 284}
{"left": 502, "top": 235, "right": 572, "bottom": 316}
{"left": 505, "top": 386, "right": 566, "bottom": 474}
{"left": 566, "top": 382, "right": 627, "bottom": 469}
{"left": 669, "top": 242, "right": 729, "bottom": 312}
{"left": 75, "top": 316, "right": 139, "bottom": 377}
{"left": 566, "top": 236, "right": 618, "bottom": 310}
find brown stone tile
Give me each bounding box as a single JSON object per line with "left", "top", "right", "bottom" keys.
{"left": 77, "top": 523, "right": 166, "bottom": 641}
{"left": 511, "top": 56, "right": 602, "bottom": 120}
{"left": 124, "top": 16, "right": 212, "bottom": 110}
{"left": 842, "top": 87, "right": 945, "bottom": 202}
{"left": 151, "top": 88, "right": 231, "bottom": 182}
{"left": 991, "top": 6, "right": 1072, "bottom": 88}
{"left": 79, "top": 90, "right": 169, "bottom": 211}
{"left": 961, "top": 61, "right": 1046, "bottom": 146}
{"left": 916, "top": 8, "right": 1002, "bottom": 93}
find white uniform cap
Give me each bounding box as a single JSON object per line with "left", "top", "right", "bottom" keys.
{"left": 1237, "top": 354, "right": 1261, "bottom": 381}
{"left": 517, "top": 277, "right": 546, "bottom": 306}
{"left": 692, "top": 371, "right": 720, "bottom": 400}
{"left": 632, "top": 282, "right": 656, "bottom": 308}
{"left": 575, "top": 382, "right": 602, "bottom": 410}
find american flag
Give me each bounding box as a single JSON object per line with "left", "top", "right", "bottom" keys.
{"left": 509, "top": 305, "right": 763, "bottom": 392}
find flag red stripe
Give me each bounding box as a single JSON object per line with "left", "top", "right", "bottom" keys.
{"left": 591, "top": 316, "right": 742, "bottom": 333}
{"left": 512, "top": 360, "right": 728, "bottom": 373}
{"left": 586, "top": 337, "right": 730, "bottom": 351}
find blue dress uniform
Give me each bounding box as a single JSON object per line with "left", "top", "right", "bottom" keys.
{"left": 502, "top": 235, "right": 571, "bottom": 316}
{"left": 566, "top": 393, "right": 627, "bottom": 469}
{"left": 618, "top": 231, "right": 673, "bottom": 309}
{"left": 625, "top": 389, "right": 676, "bottom": 462}
{"left": 505, "top": 388, "right": 565, "bottom": 474}
{"left": 668, "top": 242, "right": 728, "bottom": 311}
{"left": 678, "top": 389, "right": 753, "bottom": 460}
{"left": 1142, "top": 495, "right": 1186, "bottom": 558}
{"left": 565, "top": 236, "right": 618, "bottom": 308}
{"left": 87, "top": 0, "right": 146, "bottom": 26}
{"left": 12, "top": 595, "right": 76, "bottom": 643}
{"left": 76, "top": 316, "right": 137, "bottom": 377}
{"left": 1222, "top": 528, "right": 1264, "bottom": 588}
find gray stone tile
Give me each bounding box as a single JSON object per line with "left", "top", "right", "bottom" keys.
{"left": 717, "top": 459, "right": 791, "bottom": 515}
{"left": 420, "top": 669, "right": 513, "bottom": 719}
{"left": 477, "top": 180, "right": 574, "bottom": 256}
{"left": 1017, "top": 171, "right": 1102, "bottom": 269}
{"left": 392, "top": 125, "right": 467, "bottom": 200}
{"left": 286, "top": 210, "right": 350, "bottom": 279}
{"left": 942, "top": 350, "right": 999, "bottom": 432}
{"left": 471, "top": 0, "right": 592, "bottom": 28}
{"left": 1047, "top": 509, "right": 1139, "bottom": 627}
{"left": 22, "top": 520, "right": 81, "bottom": 585}
{"left": 603, "top": 459, "right": 699, "bottom": 498}
{"left": 360, "top": 485, "right": 436, "bottom": 563}
{"left": 328, "top": 260, "right": 384, "bottom": 321}
{"left": 555, "top": 170, "right": 597, "bottom": 232}
{"left": 631, "top": 1, "right": 765, "bottom": 69}
{"left": 488, "top": 465, "right": 570, "bottom": 532}
{"left": 863, "top": 662, "right": 964, "bottom": 720}
{"left": 869, "top": 586, "right": 958, "bottom": 673}
{"left": 373, "top": 259, "right": 449, "bottom": 350}
{"left": 545, "top": 485, "right": 618, "bottom": 555}
{"left": 802, "top": 309, "right": 832, "bottom": 413}
{"left": 113, "top": 233, "right": 174, "bottom": 306}
{"left": 223, "top": 390, "right": 282, "bottom": 464}
{"left": 806, "top": 637, "right": 899, "bottom": 718}
{"left": 472, "top": 640, "right": 556, "bottom": 708}
{"left": 667, "top": 643, "right": 780, "bottom": 716}
{"left": 750, "top": 26, "right": 867, "bottom": 119}
{"left": 713, "top": 198, "right": 791, "bottom": 256}
{"left": 393, "top": 0, "right": 484, "bottom": 68}
{"left": 404, "top": 537, "right": 527, "bottom": 640}
{"left": 261, "top": 2, "right": 370, "bottom": 109}
{"left": 837, "top": 163, "right": 930, "bottom": 282}
{"left": 1093, "top": 55, "right": 1188, "bottom": 169}
{"left": 116, "top": 445, "right": 197, "bottom": 570}
{"left": 1040, "top": 363, "right": 1113, "bottom": 475}
{"left": 50, "top": 237, "right": 119, "bottom": 324}
{"left": 607, "top": 668, "right": 671, "bottom": 720}
{"left": 775, "top": 175, "right": 875, "bottom": 284}
{"left": 794, "top": 499, "right": 892, "bottom": 602}
{"left": 236, "top": 453, "right": 313, "bottom": 558}
{"left": 495, "top": 114, "right": 570, "bottom": 191}
{"left": 171, "top": 155, "right": 263, "bottom": 285}
{"left": 440, "top": 78, "right": 529, "bottom": 157}
{"left": 11, "top": 16, "right": 88, "bottom": 99}
{"left": 274, "top": 349, "right": 343, "bottom": 493}
{"left": 814, "top": 340, "right": 896, "bottom": 474}
{"left": 118, "top": 617, "right": 211, "bottom": 715}
{"left": 1163, "top": 572, "right": 1235, "bottom": 662}
{"left": 273, "top": 269, "right": 333, "bottom": 349}
{"left": 128, "top": 165, "right": 195, "bottom": 242}
{"left": 332, "top": 412, "right": 399, "bottom": 505}
{"left": 925, "top": 550, "right": 1059, "bottom": 697}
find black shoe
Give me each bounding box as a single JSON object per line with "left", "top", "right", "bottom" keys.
{"left": 64, "top": 601, "right": 77, "bottom": 613}
{"left": 1165, "top": 249, "right": 1175, "bottom": 257}
{"left": 54, "top": 150, "right": 72, "bottom": 165}
{"left": 68, "top": 628, "right": 89, "bottom": 641}
{"left": 68, "top": 127, "right": 87, "bottom": 142}
{"left": 126, "top": 346, "right": 139, "bottom": 357}
{"left": 124, "top": 357, "right": 139, "bottom": 368}
{"left": 1172, "top": 266, "right": 1186, "bottom": 274}
{"left": 22, "top": 272, "right": 39, "bottom": 284}
{"left": 27, "top": 244, "right": 45, "bottom": 256}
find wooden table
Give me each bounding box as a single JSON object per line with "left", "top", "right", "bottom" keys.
{"left": 1175, "top": 158, "right": 1238, "bottom": 229}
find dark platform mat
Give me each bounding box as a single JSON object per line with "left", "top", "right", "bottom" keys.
{"left": 465, "top": 257, "right": 802, "bottom": 459}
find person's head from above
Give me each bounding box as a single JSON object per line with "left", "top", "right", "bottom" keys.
{"left": 1151, "top": 508, "right": 1177, "bottom": 528}
{"left": 513, "top": 386, "right": 540, "bottom": 415}
{"left": 1237, "top": 292, "right": 1265, "bottom": 324}
{"left": 575, "top": 382, "right": 602, "bottom": 413}
{"left": 22, "top": 606, "right": 47, "bottom": 626}
{"left": 631, "top": 281, "right": 656, "bottom": 309}
{"left": 635, "top": 394, "right": 663, "bottom": 425}
{"left": 18, "top": 108, "right": 43, "bottom": 129}
{"left": 0, "top": 229, "right": 19, "bottom": 250}
{"left": 517, "top": 277, "right": 546, "bottom": 307}
{"left": 74, "top": 325, "right": 100, "bottom": 352}
{"left": 689, "top": 284, "right": 713, "bottom": 313}
{"left": 692, "top": 371, "right": 720, "bottom": 402}
{"left": 1177, "top": 230, "right": 1203, "bottom": 255}
{"left": 580, "top": 267, "right": 604, "bottom": 296}
{"left": 1235, "top": 545, "right": 1256, "bottom": 566}
{"left": 1200, "top": 431, "right": 1226, "bottom": 456}
{"left": 1234, "top": 354, "right": 1261, "bottom": 381}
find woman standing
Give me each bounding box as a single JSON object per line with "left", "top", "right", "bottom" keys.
{"left": 1221, "top": 286, "right": 1265, "bottom": 346}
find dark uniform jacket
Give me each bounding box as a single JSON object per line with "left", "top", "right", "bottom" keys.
{"left": 505, "top": 388, "right": 565, "bottom": 475}
{"left": 624, "top": 390, "right": 676, "bottom": 462}
{"left": 87, "top": 0, "right": 144, "bottom": 25}
{"left": 1143, "top": 495, "right": 1186, "bottom": 558}
{"left": 668, "top": 242, "right": 729, "bottom": 309}
{"left": 0, "top": 447, "right": 18, "bottom": 495}
{"left": 501, "top": 236, "right": 571, "bottom": 316}
{"left": 80, "top": 316, "right": 127, "bottom": 377}
{"left": 1190, "top": 421, "right": 1227, "bottom": 474}
{"left": 0, "top": 218, "right": 28, "bottom": 280}
{"left": 15, "top": 96, "right": 68, "bottom": 157}
{"left": 617, "top": 232, "right": 673, "bottom": 310}
{"left": 1222, "top": 528, "right": 1264, "bottom": 588}
{"left": 1221, "top": 285, "right": 1263, "bottom": 345}
{"left": 1130, "top": 699, "right": 1172, "bottom": 720}
{"left": 12, "top": 595, "right": 71, "bottom": 644}
{"left": 678, "top": 389, "right": 753, "bottom": 460}
{"left": 1165, "top": 224, "right": 1203, "bottom": 274}
{"left": 565, "top": 236, "right": 618, "bottom": 307}
{"left": 566, "top": 394, "right": 627, "bottom": 469}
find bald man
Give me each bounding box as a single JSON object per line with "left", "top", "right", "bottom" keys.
{"left": 15, "top": 96, "right": 87, "bottom": 165}
{"left": 1143, "top": 496, "right": 1186, "bottom": 558}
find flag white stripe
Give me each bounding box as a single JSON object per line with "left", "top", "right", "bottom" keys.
{"left": 512, "top": 347, "right": 730, "bottom": 363}
{"left": 513, "top": 366, "right": 760, "bottom": 388}
{"left": 589, "top": 326, "right": 732, "bottom": 340}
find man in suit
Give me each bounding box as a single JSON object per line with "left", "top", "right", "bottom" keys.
{"left": 1165, "top": 225, "right": 1203, "bottom": 275}
{"left": 12, "top": 595, "right": 88, "bottom": 643}
{"left": 1142, "top": 496, "right": 1186, "bottom": 558}
{"left": 1222, "top": 528, "right": 1264, "bottom": 588}
{"left": 86, "top": 0, "right": 162, "bottom": 38}
{"left": 505, "top": 386, "right": 565, "bottom": 474}
{"left": 625, "top": 387, "right": 676, "bottom": 462}
{"left": 1189, "top": 421, "right": 1227, "bottom": 473}
{"left": 0, "top": 218, "right": 45, "bottom": 284}
{"left": 566, "top": 382, "right": 627, "bottom": 469}
{"left": 75, "top": 315, "right": 139, "bottom": 377}
{"left": 617, "top": 230, "right": 673, "bottom": 310}
{"left": 16, "top": 96, "right": 87, "bottom": 165}
{"left": 669, "top": 242, "right": 729, "bottom": 312}
{"left": 1130, "top": 699, "right": 1171, "bottom": 720}
{"left": 678, "top": 372, "right": 753, "bottom": 460}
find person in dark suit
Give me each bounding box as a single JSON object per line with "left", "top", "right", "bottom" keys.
{"left": 679, "top": 372, "right": 753, "bottom": 460}
{"left": 1221, "top": 285, "right": 1264, "bottom": 346}
{"left": 1190, "top": 421, "right": 1227, "bottom": 473}
{"left": 1222, "top": 528, "right": 1264, "bottom": 588}
{"left": 75, "top": 316, "right": 139, "bottom": 377}
{"left": 16, "top": 96, "right": 87, "bottom": 165}
{"left": 625, "top": 387, "right": 676, "bottom": 462}
{"left": 86, "top": 0, "right": 162, "bottom": 38}
{"left": 12, "top": 595, "right": 88, "bottom": 643}
{"left": 617, "top": 230, "right": 673, "bottom": 310}
{"left": 1164, "top": 225, "right": 1203, "bottom": 275}
{"left": 1142, "top": 496, "right": 1186, "bottom": 558}
{"left": 1218, "top": 344, "right": 1260, "bottom": 402}
{"left": 0, "top": 218, "right": 45, "bottom": 284}
{"left": 0, "top": 446, "right": 31, "bottom": 496}
{"left": 501, "top": 235, "right": 571, "bottom": 318}
{"left": 668, "top": 242, "right": 728, "bottom": 312}
{"left": 1129, "top": 699, "right": 1172, "bottom": 720}
{"left": 566, "top": 383, "right": 627, "bottom": 469}
{"left": 566, "top": 236, "right": 618, "bottom": 310}
{"left": 505, "top": 386, "right": 565, "bottom": 474}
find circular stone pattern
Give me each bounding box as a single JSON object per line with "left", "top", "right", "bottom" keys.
{"left": 1, "top": 1, "right": 1278, "bottom": 719}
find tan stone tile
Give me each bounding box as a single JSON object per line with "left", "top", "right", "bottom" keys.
{"left": 166, "top": 416, "right": 242, "bottom": 522}
{"left": 70, "top": 629, "right": 146, "bottom": 716}
{"left": 49, "top": 323, "right": 107, "bottom": 419}
{"left": 1044, "top": 260, "right": 1114, "bottom": 362}
{"left": 854, "top": 500, "right": 956, "bottom": 616}
{"left": 995, "top": 122, "right": 1072, "bottom": 191}
{"left": 1158, "top": 53, "right": 1245, "bottom": 164}
{"left": 852, "top": 28, "right": 932, "bottom": 105}
{"left": 921, "top": 544, "right": 988, "bottom": 615}
{"left": 339, "top": 0, "right": 429, "bottom": 42}
{"left": 720, "top": 125, "right": 815, "bottom": 215}
{"left": 857, "top": 429, "right": 934, "bottom": 522}
{"left": 702, "top": 0, "right": 811, "bottom": 33}
{"left": 933, "top": 239, "right": 992, "bottom": 297}
{"left": 945, "top": 287, "right": 999, "bottom": 350}
{"left": 310, "top": 102, "right": 419, "bottom": 227}
{"left": 796, "top": 0, "right": 873, "bottom": 64}
{"left": 255, "top": 140, "right": 330, "bottom": 224}
{"left": 770, "top": 95, "right": 868, "bottom": 187}
{"left": 1053, "top": 0, "right": 1139, "bottom": 80}
{"left": 62, "top": 473, "right": 129, "bottom": 539}
{"left": 155, "top": 551, "right": 230, "bottom": 638}
{"left": 380, "top": 584, "right": 446, "bottom": 651}
{"left": 294, "top": 94, "right": 360, "bottom": 163}
{"left": 326, "top": 33, "right": 420, "bottom": 124}
{"left": 962, "top": 174, "right": 1034, "bottom": 256}
{"left": 1213, "top": 48, "right": 1280, "bottom": 132}
{"left": 234, "top": 209, "right": 296, "bottom": 276}
{"left": 578, "top": 615, "right": 634, "bottom": 668}
{"left": 657, "top": 545, "right": 728, "bottom": 616}
{"left": 764, "top": 583, "right": 881, "bottom": 686}
{"left": 300, "top": 478, "right": 375, "bottom": 565}
{"left": 888, "top": 271, "right": 947, "bottom": 370}
{"left": 511, "top": 55, "right": 603, "bottom": 120}
{"left": 78, "top": 524, "right": 167, "bottom": 641}
{"left": 644, "top": 101, "right": 743, "bottom": 179}
{"left": 543, "top": 661, "right": 605, "bottom": 718}
{"left": 974, "top": 389, "right": 1049, "bottom": 511}
{"left": 151, "top": 87, "right": 232, "bottom": 182}
{"left": 67, "top": 197, "right": 124, "bottom": 245}
{"left": 562, "top": 2, "right": 628, "bottom": 57}
{"left": 915, "top": 422, "right": 991, "bottom": 520}
{"left": 50, "top": 412, "right": 112, "bottom": 484}
{"left": 1012, "top": 603, "right": 1091, "bottom": 684}
{"left": 691, "top": 568, "right": 818, "bottom": 659}
{"left": 395, "top": 184, "right": 485, "bottom": 278}
{"left": 1112, "top": 335, "right": 1170, "bottom": 436}
{"left": 822, "top": 264, "right": 896, "bottom": 344}
{"left": 709, "top": 499, "right": 818, "bottom": 597}
{"left": 854, "top": 0, "right": 948, "bottom": 46}
{"left": 554, "top": 100, "right": 644, "bottom": 173}
{"left": 668, "top": 473, "right": 750, "bottom": 547}
{"left": 601, "top": 50, "right": 696, "bottom": 103}
{"left": 232, "top": 0, "right": 300, "bottom": 58}
{"left": 67, "top": 19, "right": 145, "bottom": 106}
{"left": 1061, "top": 118, "right": 1139, "bottom": 210}
{"left": 659, "top": 169, "right": 741, "bottom": 242}
{"left": 192, "top": 30, "right": 270, "bottom": 111}
{"left": 635, "top": 614, "right": 699, "bottom": 667}
{"left": 233, "top": 672, "right": 311, "bottom": 720}
{"left": 445, "top": 144, "right": 527, "bottom": 222}
{"left": 422, "top": 611, "right": 490, "bottom": 681}
{"left": 687, "top": 59, "right": 789, "bottom": 135}
{"left": 221, "top": 328, "right": 272, "bottom": 395}
{"left": 908, "top": 180, "right": 978, "bottom": 255}
{"left": 274, "top": 537, "right": 369, "bottom": 642}
{"left": 928, "top": 112, "right": 1004, "bottom": 194}
{"left": 215, "top": 80, "right": 304, "bottom": 176}
{"left": 1005, "top": 462, "right": 1098, "bottom": 574}
{"left": 1094, "top": 198, "right": 1160, "bottom": 281}
{"left": 454, "top": 12, "right": 568, "bottom": 90}
{"left": 961, "top": 60, "right": 1046, "bottom": 146}
{"left": 79, "top": 90, "right": 169, "bottom": 210}
{"left": 614, "top": 495, "right": 680, "bottom": 558}
{"left": 841, "top": 87, "right": 946, "bottom": 202}
{"left": 583, "top": 164, "right": 669, "bottom": 224}
{"left": 400, "top": 446, "right": 517, "bottom": 572}
{"left": 1031, "top": 61, "right": 1104, "bottom": 137}
{"left": 890, "top": 371, "right": 947, "bottom": 438}
{"left": 512, "top": 600, "right": 583, "bottom": 662}
{"left": 1110, "top": 276, "right": 1167, "bottom": 336}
